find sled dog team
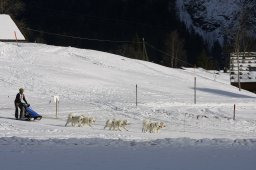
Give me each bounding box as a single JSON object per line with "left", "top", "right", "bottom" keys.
{"left": 65, "top": 113, "right": 166, "bottom": 133}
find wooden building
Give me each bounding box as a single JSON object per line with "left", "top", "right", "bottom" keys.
{"left": 230, "top": 52, "right": 256, "bottom": 92}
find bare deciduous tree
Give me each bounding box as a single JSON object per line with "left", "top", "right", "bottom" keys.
{"left": 232, "top": 0, "right": 256, "bottom": 91}
{"left": 164, "top": 30, "right": 186, "bottom": 68}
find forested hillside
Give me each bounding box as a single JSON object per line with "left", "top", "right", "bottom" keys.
{"left": 2, "top": 0, "right": 255, "bottom": 69}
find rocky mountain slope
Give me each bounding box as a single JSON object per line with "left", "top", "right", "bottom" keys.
{"left": 176, "top": 0, "right": 256, "bottom": 46}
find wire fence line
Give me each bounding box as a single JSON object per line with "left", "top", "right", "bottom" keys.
{"left": 21, "top": 26, "right": 224, "bottom": 81}
{"left": 20, "top": 26, "right": 193, "bottom": 66}
{"left": 20, "top": 27, "right": 141, "bottom": 44}
{"left": 145, "top": 42, "right": 194, "bottom": 67}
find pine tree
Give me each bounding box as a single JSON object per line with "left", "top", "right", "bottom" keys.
{"left": 211, "top": 41, "right": 223, "bottom": 69}
{"left": 0, "top": 0, "right": 25, "bottom": 17}
{"left": 197, "top": 49, "right": 209, "bottom": 69}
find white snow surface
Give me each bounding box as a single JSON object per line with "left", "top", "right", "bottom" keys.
{"left": 0, "top": 14, "right": 25, "bottom": 41}
{"left": 0, "top": 42, "right": 256, "bottom": 169}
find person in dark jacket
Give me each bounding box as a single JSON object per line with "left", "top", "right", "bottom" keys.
{"left": 14, "top": 88, "right": 29, "bottom": 119}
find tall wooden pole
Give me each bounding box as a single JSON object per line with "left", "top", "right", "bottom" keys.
{"left": 237, "top": 52, "right": 241, "bottom": 91}
{"left": 142, "top": 38, "right": 148, "bottom": 61}
{"left": 136, "top": 84, "right": 138, "bottom": 107}
{"left": 14, "top": 31, "right": 18, "bottom": 46}
{"left": 194, "top": 65, "right": 197, "bottom": 104}
{"left": 236, "top": 31, "right": 241, "bottom": 91}
{"left": 233, "top": 104, "right": 236, "bottom": 120}
{"left": 56, "top": 100, "right": 58, "bottom": 118}
{"left": 194, "top": 77, "right": 196, "bottom": 104}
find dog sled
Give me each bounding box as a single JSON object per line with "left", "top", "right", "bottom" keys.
{"left": 22, "top": 103, "right": 42, "bottom": 121}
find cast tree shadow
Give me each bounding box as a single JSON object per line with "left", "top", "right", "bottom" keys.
{"left": 195, "top": 88, "right": 256, "bottom": 98}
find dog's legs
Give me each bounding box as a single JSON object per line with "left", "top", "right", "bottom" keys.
{"left": 104, "top": 124, "right": 108, "bottom": 130}
{"left": 142, "top": 126, "right": 147, "bottom": 133}
{"left": 65, "top": 120, "right": 69, "bottom": 127}
{"left": 157, "top": 126, "right": 162, "bottom": 133}
{"left": 109, "top": 124, "right": 113, "bottom": 130}
{"left": 104, "top": 120, "right": 109, "bottom": 130}
{"left": 123, "top": 126, "right": 128, "bottom": 131}
{"left": 78, "top": 121, "right": 82, "bottom": 127}
{"left": 149, "top": 127, "right": 153, "bottom": 133}
{"left": 111, "top": 121, "right": 115, "bottom": 131}
{"left": 142, "top": 127, "right": 146, "bottom": 133}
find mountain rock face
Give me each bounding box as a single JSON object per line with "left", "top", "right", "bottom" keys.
{"left": 176, "top": 0, "right": 256, "bottom": 47}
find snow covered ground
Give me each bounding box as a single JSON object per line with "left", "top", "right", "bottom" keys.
{"left": 0, "top": 42, "right": 256, "bottom": 169}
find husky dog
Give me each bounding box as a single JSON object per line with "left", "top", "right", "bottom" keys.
{"left": 104, "top": 119, "right": 129, "bottom": 131}
{"left": 65, "top": 113, "right": 83, "bottom": 127}
{"left": 142, "top": 119, "right": 151, "bottom": 133}
{"left": 142, "top": 120, "right": 166, "bottom": 133}
{"left": 114, "top": 119, "right": 129, "bottom": 131}
{"left": 149, "top": 122, "right": 166, "bottom": 133}
{"left": 104, "top": 119, "right": 116, "bottom": 130}
{"left": 156, "top": 122, "right": 166, "bottom": 132}
{"left": 80, "top": 116, "right": 96, "bottom": 127}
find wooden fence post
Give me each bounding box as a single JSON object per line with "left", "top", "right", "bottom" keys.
{"left": 136, "top": 84, "right": 138, "bottom": 106}
{"left": 194, "top": 77, "right": 197, "bottom": 104}
{"left": 233, "top": 104, "right": 236, "bottom": 120}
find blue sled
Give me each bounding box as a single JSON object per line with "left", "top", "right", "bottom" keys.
{"left": 23, "top": 104, "right": 42, "bottom": 121}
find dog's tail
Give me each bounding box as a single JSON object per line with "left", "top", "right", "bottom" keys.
{"left": 104, "top": 120, "right": 110, "bottom": 129}
{"left": 68, "top": 113, "right": 74, "bottom": 118}
{"left": 143, "top": 119, "right": 150, "bottom": 125}
{"left": 65, "top": 113, "right": 74, "bottom": 127}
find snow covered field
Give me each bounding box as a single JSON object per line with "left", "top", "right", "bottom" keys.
{"left": 0, "top": 42, "right": 256, "bottom": 169}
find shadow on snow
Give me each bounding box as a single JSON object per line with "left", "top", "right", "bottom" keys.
{"left": 195, "top": 88, "right": 256, "bottom": 98}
